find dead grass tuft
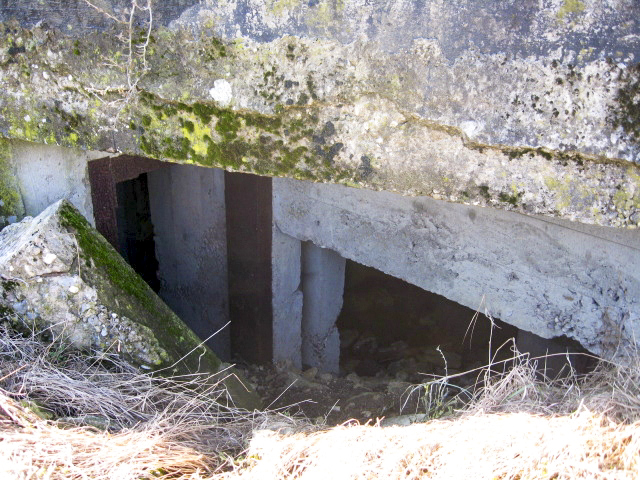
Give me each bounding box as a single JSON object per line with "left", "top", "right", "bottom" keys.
{"left": 0, "top": 323, "right": 308, "bottom": 479}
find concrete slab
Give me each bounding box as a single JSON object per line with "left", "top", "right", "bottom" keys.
{"left": 273, "top": 178, "right": 640, "bottom": 360}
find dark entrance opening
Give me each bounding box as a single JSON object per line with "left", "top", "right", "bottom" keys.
{"left": 89, "top": 156, "right": 233, "bottom": 360}
{"left": 337, "top": 260, "right": 593, "bottom": 382}
{"left": 115, "top": 173, "right": 160, "bottom": 292}
{"left": 88, "top": 155, "right": 166, "bottom": 291}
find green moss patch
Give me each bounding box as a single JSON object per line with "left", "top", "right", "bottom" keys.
{"left": 610, "top": 63, "right": 640, "bottom": 146}
{"left": 134, "top": 92, "right": 353, "bottom": 183}
{"left": 57, "top": 201, "right": 221, "bottom": 373}
{"left": 58, "top": 201, "right": 156, "bottom": 314}
{"left": 0, "top": 139, "right": 25, "bottom": 228}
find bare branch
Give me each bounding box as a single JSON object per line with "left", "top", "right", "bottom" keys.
{"left": 82, "top": 0, "right": 126, "bottom": 24}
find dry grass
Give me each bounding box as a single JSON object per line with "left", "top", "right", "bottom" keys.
{"left": 0, "top": 323, "right": 307, "bottom": 479}
{"left": 236, "top": 341, "right": 640, "bottom": 479}
{"left": 413, "top": 338, "right": 640, "bottom": 423}
{"left": 239, "top": 411, "right": 640, "bottom": 479}
{"left": 2, "top": 321, "right": 640, "bottom": 479}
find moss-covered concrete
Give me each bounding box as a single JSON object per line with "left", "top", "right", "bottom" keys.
{"left": 55, "top": 201, "right": 260, "bottom": 409}
{"left": 0, "top": 139, "right": 25, "bottom": 229}
{"left": 0, "top": 2, "right": 639, "bottom": 228}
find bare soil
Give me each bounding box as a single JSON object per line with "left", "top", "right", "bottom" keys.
{"left": 240, "top": 362, "right": 426, "bottom": 426}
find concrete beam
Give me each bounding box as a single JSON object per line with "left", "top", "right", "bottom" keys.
{"left": 273, "top": 177, "right": 640, "bottom": 360}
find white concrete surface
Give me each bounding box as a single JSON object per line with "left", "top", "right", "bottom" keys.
{"left": 11, "top": 140, "right": 106, "bottom": 225}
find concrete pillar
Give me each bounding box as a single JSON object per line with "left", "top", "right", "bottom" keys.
{"left": 272, "top": 228, "right": 303, "bottom": 369}
{"left": 301, "top": 241, "right": 345, "bottom": 373}
{"left": 148, "top": 164, "right": 230, "bottom": 360}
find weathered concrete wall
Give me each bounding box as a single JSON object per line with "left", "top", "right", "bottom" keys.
{"left": 147, "top": 164, "right": 230, "bottom": 359}
{"left": 301, "top": 241, "right": 345, "bottom": 373}
{"left": 0, "top": 1, "right": 638, "bottom": 228}
{"left": 0, "top": 139, "right": 103, "bottom": 228}
{"left": 272, "top": 177, "right": 640, "bottom": 359}
{"left": 10, "top": 140, "right": 104, "bottom": 223}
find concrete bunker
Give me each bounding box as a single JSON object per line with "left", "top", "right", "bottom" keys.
{"left": 84, "top": 154, "right": 610, "bottom": 378}
{"left": 1, "top": 0, "right": 639, "bottom": 385}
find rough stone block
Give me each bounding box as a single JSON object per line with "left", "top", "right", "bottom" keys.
{"left": 0, "top": 200, "right": 260, "bottom": 410}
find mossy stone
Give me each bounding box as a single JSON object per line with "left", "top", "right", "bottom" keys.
{"left": 57, "top": 201, "right": 261, "bottom": 410}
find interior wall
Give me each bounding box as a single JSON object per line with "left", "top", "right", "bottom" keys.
{"left": 147, "top": 164, "right": 230, "bottom": 359}
{"left": 337, "top": 259, "right": 518, "bottom": 370}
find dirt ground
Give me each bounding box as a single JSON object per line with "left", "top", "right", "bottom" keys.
{"left": 240, "top": 361, "right": 432, "bottom": 426}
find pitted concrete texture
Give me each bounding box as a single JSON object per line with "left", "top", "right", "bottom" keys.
{"left": 1, "top": 1, "right": 638, "bottom": 228}
{"left": 147, "top": 164, "right": 230, "bottom": 359}
{"left": 175, "top": 0, "right": 640, "bottom": 162}
{"left": 273, "top": 177, "right": 640, "bottom": 359}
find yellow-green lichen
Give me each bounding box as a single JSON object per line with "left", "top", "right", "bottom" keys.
{"left": 613, "top": 170, "right": 640, "bottom": 212}
{"left": 544, "top": 176, "right": 572, "bottom": 210}
{"left": 268, "top": 0, "right": 302, "bottom": 15}
{"left": 306, "top": 0, "right": 345, "bottom": 29}
{"left": 557, "top": 0, "right": 586, "bottom": 20}
{"left": 8, "top": 114, "right": 40, "bottom": 143}
{"left": 133, "top": 91, "right": 353, "bottom": 183}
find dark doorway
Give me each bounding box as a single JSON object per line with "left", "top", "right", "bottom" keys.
{"left": 337, "top": 260, "right": 595, "bottom": 381}
{"left": 337, "top": 260, "right": 518, "bottom": 380}
{"left": 88, "top": 155, "right": 166, "bottom": 291}
{"left": 115, "top": 173, "right": 160, "bottom": 292}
